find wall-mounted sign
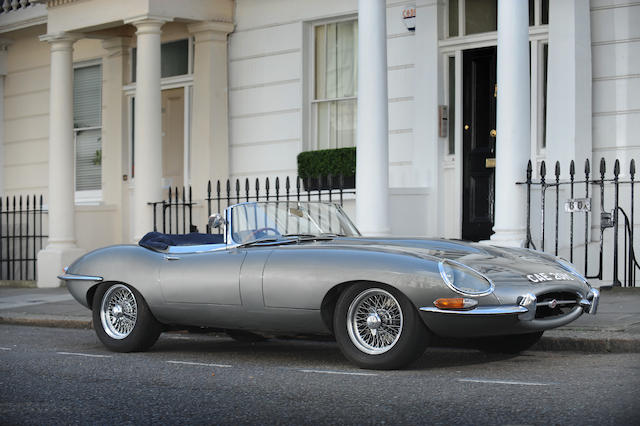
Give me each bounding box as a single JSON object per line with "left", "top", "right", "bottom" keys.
{"left": 564, "top": 198, "right": 591, "bottom": 213}
{"left": 402, "top": 5, "right": 416, "bottom": 31}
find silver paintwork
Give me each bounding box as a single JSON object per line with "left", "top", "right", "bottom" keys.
{"left": 60, "top": 201, "right": 598, "bottom": 341}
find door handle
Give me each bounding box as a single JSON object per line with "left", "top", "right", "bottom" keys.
{"left": 165, "top": 256, "right": 181, "bottom": 261}
{"left": 490, "top": 129, "right": 496, "bottom": 137}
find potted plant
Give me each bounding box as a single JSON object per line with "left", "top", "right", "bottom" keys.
{"left": 297, "top": 147, "right": 356, "bottom": 191}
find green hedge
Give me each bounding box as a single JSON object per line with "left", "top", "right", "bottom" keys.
{"left": 297, "top": 147, "right": 356, "bottom": 179}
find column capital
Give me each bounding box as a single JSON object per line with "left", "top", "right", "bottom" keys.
{"left": 188, "top": 21, "right": 235, "bottom": 42}
{"left": 124, "top": 15, "right": 173, "bottom": 35}
{"left": 101, "top": 36, "right": 132, "bottom": 54}
{"left": 39, "top": 32, "right": 82, "bottom": 50}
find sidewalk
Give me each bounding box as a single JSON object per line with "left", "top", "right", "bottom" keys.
{"left": 1, "top": 284, "right": 639, "bottom": 353}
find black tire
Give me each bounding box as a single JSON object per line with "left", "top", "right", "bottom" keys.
{"left": 476, "top": 331, "right": 544, "bottom": 354}
{"left": 92, "top": 282, "right": 162, "bottom": 352}
{"left": 226, "top": 330, "right": 268, "bottom": 343}
{"left": 333, "top": 283, "right": 430, "bottom": 370}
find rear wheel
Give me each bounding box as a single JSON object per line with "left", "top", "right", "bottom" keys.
{"left": 92, "top": 282, "right": 162, "bottom": 352}
{"left": 476, "top": 331, "right": 544, "bottom": 354}
{"left": 333, "top": 283, "right": 430, "bottom": 370}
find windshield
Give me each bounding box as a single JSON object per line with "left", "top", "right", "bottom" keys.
{"left": 229, "top": 202, "right": 360, "bottom": 244}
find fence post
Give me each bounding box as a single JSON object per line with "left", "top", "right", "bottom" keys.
{"left": 540, "top": 161, "right": 546, "bottom": 251}
{"left": 525, "top": 160, "right": 532, "bottom": 248}
{"left": 554, "top": 161, "right": 560, "bottom": 256}
{"left": 598, "top": 157, "right": 606, "bottom": 280}
{"left": 630, "top": 159, "right": 636, "bottom": 286}
{"left": 613, "top": 159, "right": 621, "bottom": 286}
{"left": 569, "top": 160, "right": 575, "bottom": 263}
{"left": 584, "top": 159, "right": 590, "bottom": 277}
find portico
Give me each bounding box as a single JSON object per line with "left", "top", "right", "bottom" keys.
{"left": 35, "top": 0, "right": 234, "bottom": 286}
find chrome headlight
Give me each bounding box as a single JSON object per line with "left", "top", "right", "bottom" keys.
{"left": 557, "top": 258, "right": 588, "bottom": 284}
{"left": 438, "top": 260, "right": 494, "bottom": 296}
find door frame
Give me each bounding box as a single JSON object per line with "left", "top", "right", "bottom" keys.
{"left": 439, "top": 27, "right": 549, "bottom": 239}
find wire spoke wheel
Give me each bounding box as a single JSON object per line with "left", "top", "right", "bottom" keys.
{"left": 346, "top": 288, "right": 403, "bottom": 355}
{"left": 100, "top": 284, "right": 138, "bottom": 340}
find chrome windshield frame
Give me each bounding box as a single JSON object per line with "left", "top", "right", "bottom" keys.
{"left": 224, "top": 201, "right": 360, "bottom": 246}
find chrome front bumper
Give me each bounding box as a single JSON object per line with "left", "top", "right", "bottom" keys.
{"left": 419, "top": 288, "right": 600, "bottom": 319}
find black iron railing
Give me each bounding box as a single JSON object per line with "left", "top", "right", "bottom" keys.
{"left": 205, "top": 175, "right": 355, "bottom": 234}
{"left": 148, "top": 187, "right": 197, "bottom": 234}
{"left": 0, "top": 195, "right": 48, "bottom": 281}
{"left": 521, "top": 158, "right": 639, "bottom": 287}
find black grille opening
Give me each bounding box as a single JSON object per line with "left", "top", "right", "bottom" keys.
{"left": 535, "top": 292, "right": 579, "bottom": 319}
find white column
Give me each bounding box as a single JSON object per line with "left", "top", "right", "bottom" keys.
{"left": 490, "top": 0, "right": 530, "bottom": 246}
{"left": 0, "top": 40, "right": 9, "bottom": 196}
{"left": 546, "top": 0, "right": 592, "bottom": 166}
{"left": 187, "top": 21, "right": 234, "bottom": 205}
{"left": 124, "top": 17, "right": 170, "bottom": 241}
{"left": 101, "top": 37, "right": 131, "bottom": 242}
{"left": 37, "top": 33, "right": 85, "bottom": 287}
{"left": 356, "top": 0, "right": 390, "bottom": 236}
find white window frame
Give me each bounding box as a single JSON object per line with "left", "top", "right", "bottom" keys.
{"left": 124, "top": 37, "right": 194, "bottom": 187}
{"left": 73, "top": 59, "right": 103, "bottom": 205}
{"left": 307, "top": 15, "right": 358, "bottom": 152}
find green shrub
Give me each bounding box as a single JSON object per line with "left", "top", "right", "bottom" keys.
{"left": 297, "top": 147, "right": 356, "bottom": 180}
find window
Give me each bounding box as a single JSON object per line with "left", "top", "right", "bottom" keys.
{"left": 312, "top": 20, "right": 358, "bottom": 150}
{"left": 448, "top": 0, "right": 548, "bottom": 37}
{"left": 132, "top": 39, "right": 189, "bottom": 82}
{"left": 73, "top": 63, "right": 102, "bottom": 201}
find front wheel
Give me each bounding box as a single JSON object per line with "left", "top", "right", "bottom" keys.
{"left": 92, "top": 282, "right": 162, "bottom": 352}
{"left": 333, "top": 284, "right": 430, "bottom": 370}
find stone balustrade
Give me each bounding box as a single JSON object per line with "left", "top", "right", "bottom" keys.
{"left": 1, "top": 0, "right": 37, "bottom": 14}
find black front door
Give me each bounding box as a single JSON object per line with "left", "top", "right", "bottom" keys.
{"left": 462, "top": 47, "right": 497, "bottom": 241}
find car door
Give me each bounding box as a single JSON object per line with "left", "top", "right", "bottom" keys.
{"left": 159, "top": 248, "right": 246, "bottom": 305}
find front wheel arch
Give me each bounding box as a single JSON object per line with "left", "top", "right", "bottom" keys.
{"left": 321, "top": 280, "right": 408, "bottom": 334}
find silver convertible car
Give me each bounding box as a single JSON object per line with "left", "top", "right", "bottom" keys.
{"left": 59, "top": 201, "right": 599, "bottom": 369}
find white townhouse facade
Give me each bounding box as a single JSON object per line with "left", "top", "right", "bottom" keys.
{"left": 0, "top": 0, "right": 637, "bottom": 287}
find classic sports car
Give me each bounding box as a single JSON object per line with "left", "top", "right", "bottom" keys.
{"left": 59, "top": 201, "right": 599, "bottom": 369}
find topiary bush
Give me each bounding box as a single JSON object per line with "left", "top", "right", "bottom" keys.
{"left": 297, "top": 147, "right": 356, "bottom": 190}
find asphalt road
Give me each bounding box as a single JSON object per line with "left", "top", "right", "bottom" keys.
{"left": 1, "top": 325, "right": 639, "bottom": 425}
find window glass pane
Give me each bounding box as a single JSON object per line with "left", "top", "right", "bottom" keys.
{"left": 317, "top": 102, "right": 329, "bottom": 149}
{"left": 529, "top": 0, "right": 534, "bottom": 26}
{"left": 325, "top": 23, "right": 338, "bottom": 99}
{"left": 131, "top": 39, "right": 189, "bottom": 82}
{"left": 74, "top": 64, "right": 102, "bottom": 128}
{"left": 541, "top": 0, "right": 549, "bottom": 25}
{"left": 161, "top": 39, "right": 189, "bottom": 78}
{"left": 336, "top": 21, "right": 357, "bottom": 98}
{"left": 448, "top": 56, "right": 456, "bottom": 154}
{"left": 465, "top": 0, "right": 497, "bottom": 35}
{"left": 315, "top": 25, "right": 327, "bottom": 99}
{"left": 75, "top": 129, "right": 102, "bottom": 191}
{"left": 449, "top": 0, "right": 459, "bottom": 37}
{"left": 337, "top": 99, "right": 357, "bottom": 148}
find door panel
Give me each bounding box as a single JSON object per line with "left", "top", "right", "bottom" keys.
{"left": 159, "top": 250, "right": 246, "bottom": 305}
{"left": 462, "top": 47, "right": 496, "bottom": 241}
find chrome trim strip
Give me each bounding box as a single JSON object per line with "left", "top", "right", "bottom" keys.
{"left": 587, "top": 288, "right": 600, "bottom": 315}
{"left": 419, "top": 305, "right": 528, "bottom": 315}
{"left": 518, "top": 293, "right": 537, "bottom": 321}
{"left": 57, "top": 273, "right": 103, "bottom": 282}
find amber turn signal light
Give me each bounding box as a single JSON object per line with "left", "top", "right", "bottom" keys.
{"left": 433, "top": 297, "right": 478, "bottom": 310}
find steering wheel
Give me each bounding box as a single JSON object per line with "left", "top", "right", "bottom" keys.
{"left": 248, "top": 227, "right": 281, "bottom": 241}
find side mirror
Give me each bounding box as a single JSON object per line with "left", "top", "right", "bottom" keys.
{"left": 208, "top": 213, "right": 226, "bottom": 230}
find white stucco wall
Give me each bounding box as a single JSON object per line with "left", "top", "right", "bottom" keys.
{"left": 229, "top": 0, "right": 418, "bottom": 187}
